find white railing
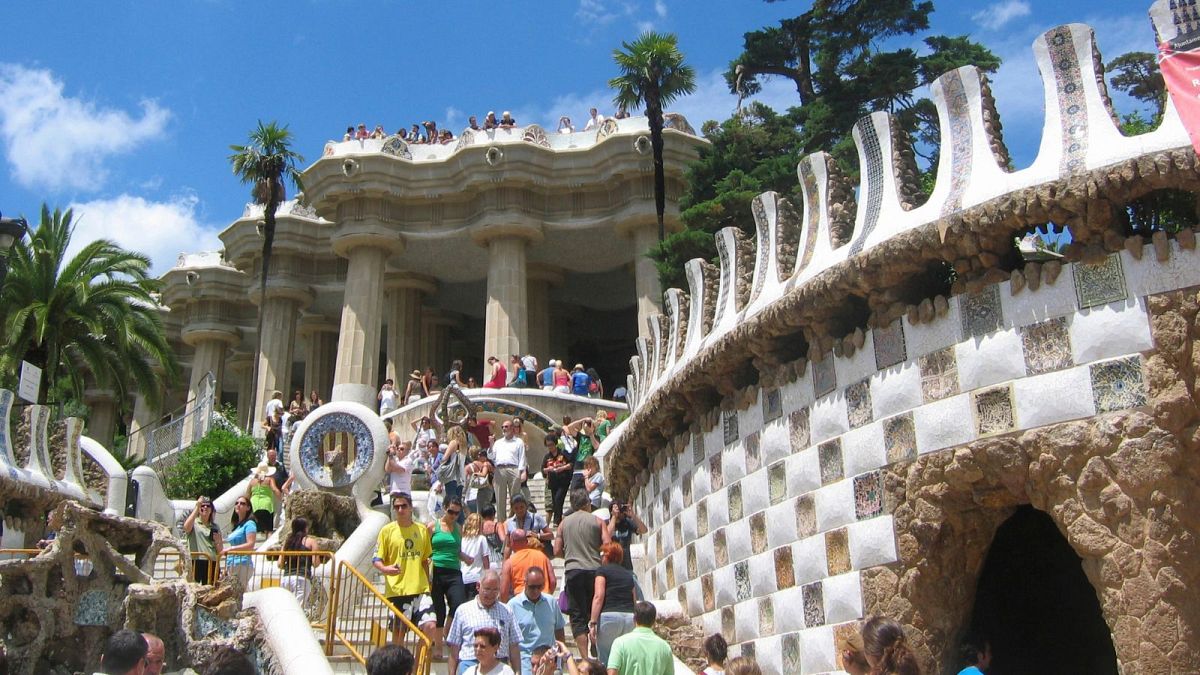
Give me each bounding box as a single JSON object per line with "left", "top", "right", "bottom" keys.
{"left": 143, "top": 372, "right": 217, "bottom": 470}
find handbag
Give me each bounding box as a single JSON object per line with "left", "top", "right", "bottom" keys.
{"left": 558, "top": 589, "right": 570, "bottom": 613}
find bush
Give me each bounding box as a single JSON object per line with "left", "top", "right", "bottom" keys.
{"left": 164, "top": 427, "right": 258, "bottom": 500}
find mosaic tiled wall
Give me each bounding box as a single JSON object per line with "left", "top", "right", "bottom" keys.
{"left": 628, "top": 242, "right": 1198, "bottom": 674}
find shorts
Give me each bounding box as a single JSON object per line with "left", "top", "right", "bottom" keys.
{"left": 386, "top": 594, "right": 435, "bottom": 629}
{"left": 253, "top": 509, "right": 274, "bottom": 533}
{"left": 564, "top": 569, "right": 597, "bottom": 636}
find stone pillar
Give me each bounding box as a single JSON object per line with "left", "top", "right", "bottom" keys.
{"left": 83, "top": 389, "right": 118, "bottom": 449}
{"left": 299, "top": 317, "right": 339, "bottom": 404}
{"left": 127, "top": 391, "right": 159, "bottom": 459}
{"left": 631, "top": 224, "right": 662, "bottom": 339}
{"left": 526, "top": 264, "right": 564, "bottom": 364}
{"left": 482, "top": 234, "right": 532, "bottom": 364}
{"left": 226, "top": 353, "right": 254, "bottom": 429}
{"left": 330, "top": 224, "right": 404, "bottom": 407}
{"left": 384, "top": 274, "right": 436, "bottom": 384}
{"left": 182, "top": 328, "right": 238, "bottom": 407}
{"left": 252, "top": 292, "right": 307, "bottom": 428}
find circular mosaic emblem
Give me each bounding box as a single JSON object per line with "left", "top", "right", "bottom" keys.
{"left": 296, "top": 409, "right": 376, "bottom": 488}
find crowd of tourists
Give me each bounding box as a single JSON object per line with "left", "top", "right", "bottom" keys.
{"left": 339, "top": 105, "right": 636, "bottom": 148}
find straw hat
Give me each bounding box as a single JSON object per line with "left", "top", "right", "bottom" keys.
{"left": 253, "top": 461, "right": 276, "bottom": 478}
{"left": 410, "top": 369, "right": 423, "bottom": 380}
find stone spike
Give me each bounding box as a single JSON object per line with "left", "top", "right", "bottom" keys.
{"left": 663, "top": 288, "right": 689, "bottom": 376}
{"left": 25, "top": 404, "right": 52, "bottom": 479}
{"left": 0, "top": 389, "right": 14, "bottom": 470}
{"left": 64, "top": 417, "right": 87, "bottom": 489}
{"left": 683, "top": 258, "right": 720, "bottom": 358}
{"left": 646, "top": 314, "right": 669, "bottom": 386}
{"left": 749, "top": 192, "right": 780, "bottom": 307}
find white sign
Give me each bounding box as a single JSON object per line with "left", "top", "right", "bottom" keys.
{"left": 18, "top": 361, "right": 41, "bottom": 404}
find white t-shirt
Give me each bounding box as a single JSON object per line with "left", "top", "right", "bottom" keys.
{"left": 460, "top": 534, "right": 492, "bottom": 585}
{"left": 387, "top": 454, "right": 413, "bottom": 495}
{"left": 583, "top": 114, "right": 606, "bottom": 131}
{"left": 587, "top": 473, "right": 606, "bottom": 507}
{"left": 264, "top": 398, "right": 284, "bottom": 420}
{"left": 464, "top": 663, "right": 514, "bottom": 675}
{"left": 379, "top": 387, "right": 398, "bottom": 413}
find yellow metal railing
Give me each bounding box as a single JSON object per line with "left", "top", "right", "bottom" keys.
{"left": 217, "top": 550, "right": 336, "bottom": 626}
{"left": 326, "top": 560, "right": 432, "bottom": 674}
{"left": 0, "top": 548, "right": 41, "bottom": 562}
{"left": 150, "top": 549, "right": 218, "bottom": 586}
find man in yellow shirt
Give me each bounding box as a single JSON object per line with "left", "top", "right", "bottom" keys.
{"left": 374, "top": 491, "right": 433, "bottom": 644}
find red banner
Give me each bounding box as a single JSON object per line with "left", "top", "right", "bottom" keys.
{"left": 1160, "top": 39, "right": 1200, "bottom": 156}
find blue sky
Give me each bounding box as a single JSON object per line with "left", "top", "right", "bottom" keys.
{"left": 0, "top": 1, "right": 1157, "bottom": 276}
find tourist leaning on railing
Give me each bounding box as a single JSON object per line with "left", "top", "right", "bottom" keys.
{"left": 279, "top": 517, "right": 320, "bottom": 606}
{"left": 183, "top": 496, "right": 223, "bottom": 584}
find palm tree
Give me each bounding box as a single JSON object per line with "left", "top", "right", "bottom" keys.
{"left": 610, "top": 31, "right": 697, "bottom": 242}
{"left": 228, "top": 121, "right": 304, "bottom": 428}
{"left": 0, "top": 205, "right": 179, "bottom": 406}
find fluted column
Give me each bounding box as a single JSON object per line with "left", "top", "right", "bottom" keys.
{"left": 299, "top": 319, "right": 339, "bottom": 404}
{"left": 183, "top": 328, "right": 238, "bottom": 406}
{"left": 384, "top": 274, "right": 436, "bottom": 384}
{"left": 631, "top": 224, "right": 662, "bottom": 339}
{"left": 478, "top": 229, "right": 539, "bottom": 364}
{"left": 226, "top": 352, "right": 254, "bottom": 429}
{"left": 331, "top": 223, "right": 404, "bottom": 407}
{"left": 83, "top": 389, "right": 118, "bottom": 449}
{"left": 526, "top": 264, "right": 564, "bottom": 364}
{"left": 127, "top": 389, "right": 159, "bottom": 459}
{"left": 252, "top": 294, "right": 304, "bottom": 428}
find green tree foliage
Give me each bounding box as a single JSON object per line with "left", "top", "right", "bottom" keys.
{"left": 1107, "top": 52, "right": 1194, "bottom": 234}
{"left": 163, "top": 427, "right": 258, "bottom": 500}
{"left": 650, "top": 104, "right": 806, "bottom": 289}
{"left": 727, "top": 0, "right": 1000, "bottom": 173}
{"left": 0, "top": 205, "right": 179, "bottom": 406}
{"left": 610, "top": 31, "right": 697, "bottom": 242}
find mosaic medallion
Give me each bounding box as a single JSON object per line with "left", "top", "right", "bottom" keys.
{"left": 873, "top": 320, "right": 908, "bottom": 370}
{"left": 750, "top": 512, "right": 768, "bottom": 554}
{"left": 1045, "top": 28, "right": 1089, "bottom": 174}
{"left": 1021, "top": 316, "right": 1074, "bottom": 375}
{"left": 763, "top": 388, "right": 783, "bottom": 422}
{"left": 1073, "top": 253, "right": 1127, "bottom": 309}
{"left": 939, "top": 69, "right": 973, "bottom": 217}
{"left": 775, "top": 546, "right": 796, "bottom": 589}
{"left": 825, "top": 528, "right": 852, "bottom": 576}
{"left": 919, "top": 347, "right": 960, "bottom": 403}
{"left": 846, "top": 379, "right": 873, "bottom": 429}
{"left": 769, "top": 462, "right": 788, "bottom": 505}
{"left": 853, "top": 471, "right": 884, "bottom": 520}
{"left": 795, "top": 494, "right": 817, "bottom": 538}
{"left": 1091, "top": 356, "right": 1147, "bottom": 413}
{"left": 802, "top": 581, "right": 826, "bottom": 627}
{"left": 723, "top": 410, "right": 739, "bottom": 446}
{"left": 960, "top": 284, "right": 1004, "bottom": 339}
{"left": 819, "top": 440, "right": 844, "bottom": 485}
{"left": 789, "top": 408, "right": 811, "bottom": 452}
{"left": 883, "top": 413, "right": 918, "bottom": 464}
{"left": 746, "top": 432, "right": 762, "bottom": 474}
{"left": 297, "top": 409, "right": 377, "bottom": 488}
{"left": 813, "top": 356, "right": 837, "bottom": 398}
{"left": 973, "top": 385, "right": 1015, "bottom": 436}
{"left": 848, "top": 118, "right": 884, "bottom": 255}
{"left": 735, "top": 560, "right": 752, "bottom": 601}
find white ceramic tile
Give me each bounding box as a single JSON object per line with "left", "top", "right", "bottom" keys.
{"left": 696, "top": 533, "right": 716, "bottom": 574}
{"left": 756, "top": 635, "right": 784, "bottom": 675}
{"left": 702, "top": 610, "right": 722, "bottom": 639}
{"left": 750, "top": 550, "right": 778, "bottom": 597}
{"left": 799, "top": 625, "right": 837, "bottom": 674}
{"left": 903, "top": 301, "right": 962, "bottom": 359}
{"left": 669, "top": 483, "right": 684, "bottom": 514}
{"left": 810, "top": 394, "right": 850, "bottom": 445}
{"left": 955, "top": 328, "right": 1025, "bottom": 391}
{"left": 692, "top": 463, "right": 711, "bottom": 501}
{"left": 870, "top": 361, "right": 923, "bottom": 420}
{"left": 822, "top": 571, "right": 863, "bottom": 625}
{"left": 774, "top": 586, "right": 807, "bottom": 633}
{"left": 834, "top": 335, "right": 877, "bottom": 385}
{"left": 709, "top": 490, "right": 730, "bottom": 529}
{"left": 914, "top": 394, "right": 975, "bottom": 455}
{"left": 1069, "top": 297, "right": 1153, "bottom": 365}
{"left": 788, "top": 450, "right": 822, "bottom": 496}
{"left": 704, "top": 428, "right": 722, "bottom": 461}
{"left": 761, "top": 421, "right": 791, "bottom": 466}
{"left": 783, "top": 367, "right": 816, "bottom": 411}
{"left": 735, "top": 599, "right": 759, "bottom": 642}
{"left": 672, "top": 548, "right": 687, "bottom": 584}
{"left": 715, "top": 565, "right": 738, "bottom": 606}
{"left": 841, "top": 424, "right": 887, "bottom": 477}
{"left": 681, "top": 505, "right": 698, "bottom": 542}
{"left": 1000, "top": 270, "right": 1078, "bottom": 327}
{"left": 685, "top": 578, "right": 704, "bottom": 615}
{"left": 767, "top": 501, "right": 799, "bottom": 550}
{"left": 727, "top": 521, "right": 754, "bottom": 564}
{"left": 793, "top": 535, "right": 829, "bottom": 585}
{"left": 848, "top": 516, "right": 899, "bottom": 569}
{"left": 1122, "top": 242, "right": 1200, "bottom": 298}
{"left": 814, "top": 479, "right": 856, "bottom": 532}
{"left": 723, "top": 444, "right": 748, "bottom": 484}
{"left": 1013, "top": 366, "right": 1096, "bottom": 429}
{"left": 677, "top": 438, "right": 695, "bottom": 475}
{"left": 742, "top": 470, "right": 770, "bottom": 517}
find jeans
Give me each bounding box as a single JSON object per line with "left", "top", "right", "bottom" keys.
{"left": 547, "top": 479, "right": 570, "bottom": 524}
{"left": 596, "top": 611, "right": 635, "bottom": 665}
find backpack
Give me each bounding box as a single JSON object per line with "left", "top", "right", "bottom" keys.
{"left": 443, "top": 370, "right": 454, "bottom": 387}
{"left": 588, "top": 380, "right": 599, "bottom": 394}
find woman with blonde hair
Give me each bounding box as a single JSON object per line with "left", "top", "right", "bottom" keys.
{"left": 725, "top": 656, "right": 762, "bottom": 675}
{"left": 459, "top": 512, "right": 492, "bottom": 599}
{"left": 861, "top": 616, "right": 921, "bottom": 675}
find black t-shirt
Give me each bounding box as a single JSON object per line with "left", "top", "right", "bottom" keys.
{"left": 611, "top": 517, "right": 637, "bottom": 569}
{"left": 542, "top": 452, "right": 572, "bottom": 487}
{"left": 598, "top": 563, "right": 637, "bottom": 614}
{"left": 270, "top": 461, "right": 289, "bottom": 490}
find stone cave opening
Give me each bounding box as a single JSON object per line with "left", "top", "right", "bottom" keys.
{"left": 966, "top": 505, "right": 1118, "bottom": 674}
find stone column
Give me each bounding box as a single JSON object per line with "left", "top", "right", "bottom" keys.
{"left": 331, "top": 223, "right": 404, "bottom": 407}
{"left": 526, "top": 264, "right": 564, "bottom": 364}
{"left": 252, "top": 293, "right": 306, "bottom": 428}
{"left": 182, "top": 328, "right": 238, "bottom": 407}
{"left": 127, "top": 389, "right": 160, "bottom": 459}
{"left": 83, "top": 389, "right": 118, "bottom": 449}
{"left": 299, "top": 317, "right": 339, "bottom": 404}
{"left": 226, "top": 352, "right": 254, "bottom": 429}
{"left": 475, "top": 226, "right": 541, "bottom": 365}
{"left": 384, "top": 274, "right": 436, "bottom": 384}
{"left": 631, "top": 224, "right": 662, "bottom": 339}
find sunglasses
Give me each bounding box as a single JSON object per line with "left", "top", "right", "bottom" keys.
{"left": 446, "top": 509, "right": 462, "bottom": 516}
{"left": 199, "top": 504, "right": 212, "bottom": 510}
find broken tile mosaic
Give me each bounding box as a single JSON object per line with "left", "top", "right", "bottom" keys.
{"left": 735, "top": 560, "right": 752, "bottom": 601}
{"left": 789, "top": 407, "right": 811, "bottom": 452}
{"left": 1021, "top": 316, "right": 1073, "bottom": 375}
{"left": 702, "top": 574, "right": 715, "bottom": 612}
{"left": 853, "top": 471, "right": 884, "bottom": 520}
{"left": 774, "top": 546, "right": 796, "bottom": 589}
{"left": 846, "top": 379, "right": 873, "bottom": 429}
{"left": 960, "top": 284, "right": 1004, "bottom": 339}
{"left": 1091, "top": 356, "right": 1147, "bottom": 413}
{"left": 819, "top": 439, "right": 844, "bottom": 485}
{"left": 919, "top": 347, "right": 960, "bottom": 403}
{"left": 873, "top": 320, "right": 908, "bottom": 370}
{"left": 974, "top": 385, "right": 1015, "bottom": 436}
{"left": 746, "top": 431, "right": 761, "bottom": 474}
{"left": 763, "top": 388, "right": 784, "bottom": 422}
{"left": 729, "top": 483, "right": 744, "bottom": 521}
{"left": 750, "top": 512, "right": 768, "bottom": 554}
{"left": 814, "top": 355, "right": 837, "bottom": 398}
{"left": 714, "top": 528, "right": 729, "bottom": 567}
{"left": 723, "top": 410, "right": 739, "bottom": 446}
{"left": 825, "top": 528, "right": 852, "bottom": 576}
{"left": 883, "top": 413, "right": 918, "bottom": 464}
{"left": 1073, "top": 253, "right": 1127, "bottom": 309}
{"left": 802, "top": 581, "right": 826, "bottom": 627}
{"left": 769, "top": 461, "right": 788, "bottom": 505}
{"left": 759, "top": 597, "right": 775, "bottom": 635}
{"left": 710, "top": 455, "right": 724, "bottom": 491}
{"left": 795, "top": 494, "right": 817, "bottom": 538}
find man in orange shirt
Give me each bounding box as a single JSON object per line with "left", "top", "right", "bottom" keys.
{"left": 500, "top": 529, "right": 556, "bottom": 601}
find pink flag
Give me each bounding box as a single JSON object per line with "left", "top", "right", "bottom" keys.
{"left": 1160, "top": 38, "right": 1200, "bottom": 155}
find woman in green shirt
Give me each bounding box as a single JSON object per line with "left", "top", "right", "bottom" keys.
{"left": 183, "top": 495, "right": 223, "bottom": 584}
{"left": 427, "top": 495, "right": 474, "bottom": 657}
{"left": 247, "top": 461, "right": 281, "bottom": 536}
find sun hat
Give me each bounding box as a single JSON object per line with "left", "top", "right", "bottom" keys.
{"left": 410, "top": 370, "right": 422, "bottom": 380}
{"left": 253, "top": 461, "right": 276, "bottom": 478}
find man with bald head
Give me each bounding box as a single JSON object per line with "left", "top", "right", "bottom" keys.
{"left": 142, "top": 633, "right": 165, "bottom": 675}
{"left": 507, "top": 567, "right": 566, "bottom": 675}
{"left": 446, "top": 570, "right": 522, "bottom": 675}
{"left": 500, "top": 529, "right": 555, "bottom": 601}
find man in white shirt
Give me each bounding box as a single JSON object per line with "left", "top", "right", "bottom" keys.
{"left": 583, "top": 107, "right": 605, "bottom": 131}
{"left": 386, "top": 440, "right": 414, "bottom": 496}
{"left": 378, "top": 378, "right": 398, "bottom": 416}
{"left": 489, "top": 418, "right": 527, "bottom": 522}
{"left": 263, "top": 390, "right": 284, "bottom": 422}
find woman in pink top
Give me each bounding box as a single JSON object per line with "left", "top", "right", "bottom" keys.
{"left": 483, "top": 356, "right": 507, "bottom": 389}
{"left": 553, "top": 363, "right": 571, "bottom": 393}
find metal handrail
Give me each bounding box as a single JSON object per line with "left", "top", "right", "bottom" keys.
{"left": 144, "top": 372, "right": 217, "bottom": 465}
{"left": 150, "top": 549, "right": 218, "bottom": 586}
{"left": 327, "top": 560, "right": 431, "bottom": 673}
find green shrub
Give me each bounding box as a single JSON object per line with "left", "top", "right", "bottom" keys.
{"left": 164, "top": 428, "right": 258, "bottom": 500}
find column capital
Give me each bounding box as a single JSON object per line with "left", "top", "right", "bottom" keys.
{"left": 181, "top": 325, "right": 240, "bottom": 348}
{"left": 226, "top": 351, "right": 255, "bottom": 372}
{"left": 331, "top": 222, "right": 406, "bottom": 259}
{"left": 383, "top": 271, "right": 438, "bottom": 295}
{"left": 247, "top": 277, "right": 315, "bottom": 308}
{"left": 469, "top": 222, "right": 544, "bottom": 248}
{"left": 297, "top": 314, "right": 341, "bottom": 337}
{"left": 614, "top": 217, "right": 682, "bottom": 239}
{"left": 526, "top": 263, "right": 566, "bottom": 287}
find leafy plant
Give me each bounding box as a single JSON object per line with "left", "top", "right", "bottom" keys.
{"left": 163, "top": 427, "right": 258, "bottom": 500}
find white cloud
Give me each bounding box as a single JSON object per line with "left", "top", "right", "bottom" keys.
{"left": 444, "top": 106, "right": 464, "bottom": 130}
{"left": 654, "top": 0, "right": 667, "bottom": 19}
{"left": 972, "top": 1, "right": 1032, "bottom": 31}
{"left": 65, "top": 193, "right": 221, "bottom": 277}
{"left": 576, "top": 0, "right": 620, "bottom": 25}
{"left": 636, "top": 20, "right": 656, "bottom": 34}
{"left": 0, "top": 64, "right": 170, "bottom": 193}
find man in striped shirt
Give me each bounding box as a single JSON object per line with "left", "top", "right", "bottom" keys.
{"left": 447, "top": 570, "right": 522, "bottom": 674}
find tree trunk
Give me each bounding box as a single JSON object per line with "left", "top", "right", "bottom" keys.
{"left": 248, "top": 189, "right": 281, "bottom": 431}
{"left": 648, "top": 96, "right": 667, "bottom": 243}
